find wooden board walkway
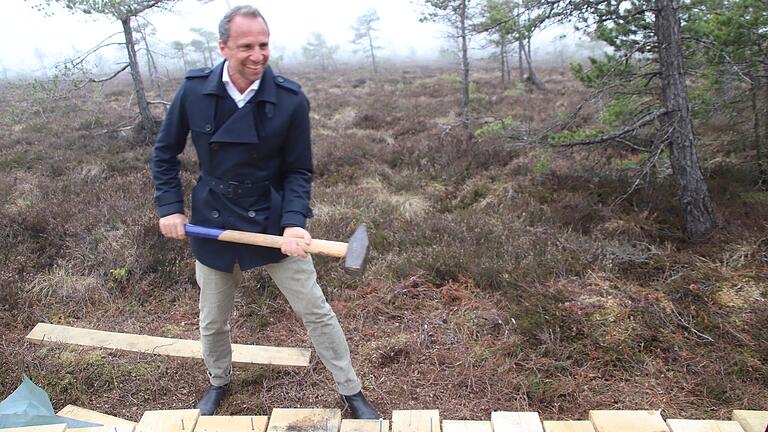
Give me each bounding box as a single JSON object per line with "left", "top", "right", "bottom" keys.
{"left": 26, "top": 323, "right": 311, "bottom": 367}
{"left": 24, "top": 407, "right": 768, "bottom": 432}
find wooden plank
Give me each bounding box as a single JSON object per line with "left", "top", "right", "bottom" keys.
{"left": 589, "top": 410, "right": 669, "bottom": 432}
{"left": 491, "top": 411, "right": 544, "bottom": 432}
{"left": 442, "top": 420, "right": 492, "bottom": 432}
{"left": 543, "top": 420, "right": 596, "bottom": 432}
{"left": 0, "top": 426, "right": 68, "bottom": 432}
{"left": 732, "top": 411, "right": 768, "bottom": 432}
{"left": 27, "top": 323, "right": 311, "bottom": 367}
{"left": 134, "top": 409, "right": 200, "bottom": 432}
{"left": 70, "top": 427, "right": 135, "bottom": 432}
{"left": 266, "top": 409, "right": 342, "bottom": 432}
{"left": 666, "top": 419, "right": 745, "bottom": 432}
{"left": 340, "top": 419, "right": 390, "bottom": 432}
{"left": 193, "top": 415, "right": 269, "bottom": 432}
{"left": 391, "top": 410, "right": 440, "bottom": 432}
{"left": 57, "top": 405, "right": 136, "bottom": 427}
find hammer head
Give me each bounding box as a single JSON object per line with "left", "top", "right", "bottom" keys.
{"left": 344, "top": 224, "right": 369, "bottom": 275}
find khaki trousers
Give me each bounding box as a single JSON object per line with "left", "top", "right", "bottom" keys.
{"left": 195, "top": 257, "right": 361, "bottom": 395}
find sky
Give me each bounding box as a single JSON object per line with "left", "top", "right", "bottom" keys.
{"left": 0, "top": 0, "right": 583, "bottom": 76}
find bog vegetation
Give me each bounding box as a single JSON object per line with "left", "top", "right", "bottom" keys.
{"left": 0, "top": 0, "right": 767, "bottom": 423}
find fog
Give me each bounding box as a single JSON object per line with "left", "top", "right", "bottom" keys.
{"left": 0, "top": 0, "right": 605, "bottom": 78}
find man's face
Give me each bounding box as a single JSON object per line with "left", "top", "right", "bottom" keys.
{"left": 219, "top": 15, "right": 270, "bottom": 88}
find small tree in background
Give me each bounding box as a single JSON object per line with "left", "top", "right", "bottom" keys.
{"left": 171, "top": 40, "right": 189, "bottom": 70}
{"left": 29, "top": 0, "right": 179, "bottom": 139}
{"left": 420, "top": 0, "right": 477, "bottom": 145}
{"left": 350, "top": 9, "right": 382, "bottom": 74}
{"left": 190, "top": 27, "right": 218, "bottom": 67}
{"left": 301, "top": 33, "right": 338, "bottom": 72}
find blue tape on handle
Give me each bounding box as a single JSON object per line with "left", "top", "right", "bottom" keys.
{"left": 184, "top": 224, "right": 225, "bottom": 240}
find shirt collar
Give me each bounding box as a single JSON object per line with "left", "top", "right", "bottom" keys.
{"left": 222, "top": 60, "right": 260, "bottom": 107}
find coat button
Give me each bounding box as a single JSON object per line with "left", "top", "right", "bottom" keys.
{"left": 204, "top": 124, "right": 212, "bottom": 132}
{"left": 276, "top": 76, "right": 285, "bottom": 83}
{"left": 211, "top": 210, "right": 220, "bottom": 218}
{"left": 247, "top": 210, "right": 256, "bottom": 218}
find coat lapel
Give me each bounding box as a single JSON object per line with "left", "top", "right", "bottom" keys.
{"left": 210, "top": 103, "right": 259, "bottom": 144}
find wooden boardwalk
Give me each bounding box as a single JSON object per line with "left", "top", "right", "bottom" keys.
{"left": 11, "top": 406, "right": 761, "bottom": 432}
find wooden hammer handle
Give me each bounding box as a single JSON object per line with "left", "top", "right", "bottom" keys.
{"left": 185, "top": 224, "right": 348, "bottom": 258}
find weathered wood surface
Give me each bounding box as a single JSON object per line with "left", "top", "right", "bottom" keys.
{"left": 392, "top": 410, "right": 441, "bottom": 432}
{"left": 266, "top": 409, "right": 342, "bottom": 432}
{"left": 589, "top": 410, "right": 670, "bottom": 432}
{"left": 27, "top": 323, "right": 311, "bottom": 367}
{"left": 134, "top": 409, "right": 200, "bottom": 432}
{"left": 491, "top": 411, "right": 544, "bottom": 432}
{"left": 340, "top": 419, "right": 390, "bottom": 432}
{"left": 193, "top": 415, "right": 269, "bottom": 432}
{"left": 70, "top": 426, "right": 135, "bottom": 432}
{"left": 732, "top": 411, "right": 768, "bottom": 432}
{"left": 0, "top": 426, "right": 68, "bottom": 432}
{"left": 666, "top": 419, "right": 745, "bottom": 432}
{"left": 542, "top": 420, "right": 596, "bottom": 432}
{"left": 57, "top": 404, "right": 136, "bottom": 427}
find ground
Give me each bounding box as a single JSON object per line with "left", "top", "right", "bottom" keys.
{"left": 0, "top": 63, "right": 766, "bottom": 422}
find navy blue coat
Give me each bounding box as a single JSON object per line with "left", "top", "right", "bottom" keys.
{"left": 152, "top": 62, "right": 314, "bottom": 272}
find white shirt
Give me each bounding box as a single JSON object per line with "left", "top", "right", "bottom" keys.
{"left": 221, "top": 61, "right": 260, "bottom": 108}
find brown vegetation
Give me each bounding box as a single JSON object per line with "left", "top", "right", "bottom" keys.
{"left": 0, "top": 64, "right": 766, "bottom": 422}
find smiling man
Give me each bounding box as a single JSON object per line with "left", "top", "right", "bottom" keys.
{"left": 151, "top": 5, "right": 379, "bottom": 419}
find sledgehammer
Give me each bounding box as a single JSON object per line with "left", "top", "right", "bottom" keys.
{"left": 184, "top": 224, "right": 369, "bottom": 274}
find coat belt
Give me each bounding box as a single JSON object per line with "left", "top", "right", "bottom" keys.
{"left": 198, "top": 172, "right": 283, "bottom": 234}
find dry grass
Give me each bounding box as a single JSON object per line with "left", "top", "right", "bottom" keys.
{"left": 0, "top": 65, "right": 766, "bottom": 422}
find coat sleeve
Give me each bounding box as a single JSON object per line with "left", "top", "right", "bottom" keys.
{"left": 151, "top": 82, "right": 190, "bottom": 217}
{"left": 279, "top": 94, "right": 314, "bottom": 228}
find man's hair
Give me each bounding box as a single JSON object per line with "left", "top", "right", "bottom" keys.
{"left": 218, "top": 5, "right": 269, "bottom": 43}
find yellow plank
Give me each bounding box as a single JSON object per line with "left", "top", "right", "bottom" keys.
{"left": 193, "top": 415, "right": 268, "bottom": 432}
{"left": 6, "top": 426, "right": 67, "bottom": 432}
{"left": 266, "top": 409, "right": 342, "bottom": 432}
{"left": 491, "top": 411, "right": 544, "bottom": 432}
{"left": 589, "top": 410, "right": 669, "bottom": 432}
{"left": 667, "top": 419, "right": 745, "bottom": 432}
{"left": 732, "top": 411, "right": 768, "bottom": 432}
{"left": 543, "top": 420, "right": 596, "bottom": 432}
{"left": 70, "top": 427, "right": 135, "bottom": 432}
{"left": 442, "top": 420, "right": 492, "bottom": 432}
{"left": 135, "top": 409, "right": 200, "bottom": 432}
{"left": 0, "top": 426, "right": 68, "bottom": 432}
{"left": 27, "top": 323, "right": 311, "bottom": 367}
{"left": 57, "top": 405, "right": 136, "bottom": 427}
{"left": 391, "top": 410, "right": 440, "bottom": 432}
{"left": 340, "top": 419, "right": 390, "bottom": 432}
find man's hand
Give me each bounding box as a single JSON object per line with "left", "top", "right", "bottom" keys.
{"left": 159, "top": 213, "right": 188, "bottom": 240}
{"left": 282, "top": 226, "right": 312, "bottom": 257}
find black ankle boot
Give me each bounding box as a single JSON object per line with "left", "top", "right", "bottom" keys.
{"left": 341, "top": 390, "right": 380, "bottom": 419}
{"left": 196, "top": 384, "right": 229, "bottom": 416}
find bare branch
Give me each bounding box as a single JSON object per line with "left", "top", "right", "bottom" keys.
{"left": 550, "top": 108, "right": 668, "bottom": 147}
{"left": 89, "top": 63, "right": 130, "bottom": 83}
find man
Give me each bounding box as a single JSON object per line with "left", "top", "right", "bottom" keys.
{"left": 151, "top": 5, "right": 379, "bottom": 419}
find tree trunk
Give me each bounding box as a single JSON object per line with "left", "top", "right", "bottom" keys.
{"left": 655, "top": 0, "right": 715, "bottom": 240}
{"left": 521, "top": 38, "right": 546, "bottom": 91}
{"left": 367, "top": 31, "right": 377, "bottom": 74}
{"left": 756, "top": 63, "right": 768, "bottom": 189}
{"left": 518, "top": 38, "right": 524, "bottom": 82}
{"left": 505, "top": 42, "right": 512, "bottom": 83}
{"left": 500, "top": 37, "right": 506, "bottom": 85}
{"left": 459, "top": 0, "right": 471, "bottom": 145}
{"left": 121, "top": 16, "right": 156, "bottom": 139}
